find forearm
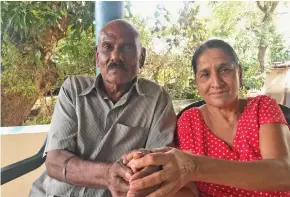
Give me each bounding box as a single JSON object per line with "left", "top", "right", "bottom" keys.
{"left": 46, "top": 149, "right": 111, "bottom": 188}
{"left": 174, "top": 182, "right": 199, "bottom": 197}
{"left": 193, "top": 155, "right": 290, "bottom": 191}
{"left": 173, "top": 187, "right": 198, "bottom": 197}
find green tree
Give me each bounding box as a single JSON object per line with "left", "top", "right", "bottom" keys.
{"left": 1, "top": 1, "right": 94, "bottom": 126}
{"left": 208, "top": 1, "right": 289, "bottom": 91}
{"left": 125, "top": 2, "right": 207, "bottom": 100}
{"left": 256, "top": 1, "right": 279, "bottom": 72}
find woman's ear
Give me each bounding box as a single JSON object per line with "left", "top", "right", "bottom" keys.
{"left": 238, "top": 64, "right": 243, "bottom": 88}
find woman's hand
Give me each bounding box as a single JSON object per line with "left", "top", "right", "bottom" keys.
{"left": 127, "top": 148, "right": 197, "bottom": 197}
{"left": 121, "top": 148, "right": 151, "bottom": 173}
{"left": 121, "top": 149, "right": 163, "bottom": 197}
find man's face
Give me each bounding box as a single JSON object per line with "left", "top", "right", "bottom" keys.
{"left": 96, "top": 22, "right": 144, "bottom": 85}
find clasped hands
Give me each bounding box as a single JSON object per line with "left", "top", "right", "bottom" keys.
{"left": 107, "top": 147, "right": 197, "bottom": 197}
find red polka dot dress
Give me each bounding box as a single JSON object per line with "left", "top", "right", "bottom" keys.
{"left": 177, "top": 95, "right": 290, "bottom": 197}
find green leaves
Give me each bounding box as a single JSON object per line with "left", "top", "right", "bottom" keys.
{"left": 1, "top": 1, "right": 94, "bottom": 51}
{"left": 1, "top": 1, "right": 95, "bottom": 109}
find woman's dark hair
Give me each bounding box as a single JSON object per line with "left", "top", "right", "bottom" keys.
{"left": 191, "top": 39, "right": 241, "bottom": 78}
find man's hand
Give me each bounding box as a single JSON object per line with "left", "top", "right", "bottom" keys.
{"left": 122, "top": 149, "right": 164, "bottom": 197}
{"left": 127, "top": 148, "right": 196, "bottom": 197}
{"left": 127, "top": 166, "right": 162, "bottom": 197}
{"left": 106, "top": 160, "right": 133, "bottom": 197}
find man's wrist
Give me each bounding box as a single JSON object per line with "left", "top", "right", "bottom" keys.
{"left": 103, "top": 163, "right": 112, "bottom": 188}
{"left": 87, "top": 161, "right": 113, "bottom": 189}
{"left": 63, "top": 155, "right": 78, "bottom": 182}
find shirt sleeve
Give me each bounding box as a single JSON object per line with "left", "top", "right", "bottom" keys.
{"left": 45, "top": 76, "right": 78, "bottom": 153}
{"left": 258, "top": 95, "right": 288, "bottom": 126}
{"left": 145, "top": 89, "right": 176, "bottom": 149}
{"left": 176, "top": 110, "right": 194, "bottom": 151}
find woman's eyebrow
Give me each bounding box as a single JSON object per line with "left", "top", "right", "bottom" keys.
{"left": 218, "top": 62, "right": 234, "bottom": 67}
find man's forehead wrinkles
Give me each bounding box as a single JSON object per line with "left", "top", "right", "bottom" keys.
{"left": 99, "top": 31, "right": 117, "bottom": 41}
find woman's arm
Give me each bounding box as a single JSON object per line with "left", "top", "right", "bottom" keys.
{"left": 173, "top": 187, "right": 197, "bottom": 197}
{"left": 127, "top": 123, "right": 290, "bottom": 196}
{"left": 194, "top": 122, "right": 290, "bottom": 191}
{"left": 173, "top": 182, "right": 199, "bottom": 197}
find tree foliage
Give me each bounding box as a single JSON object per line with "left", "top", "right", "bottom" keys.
{"left": 1, "top": 1, "right": 94, "bottom": 126}
{"left": 125, "top": 2, "right": 206, "bottom": 100}
{"left": 1, "top": 1, "right": 289, "bottom": 125}
{"left": 207, "top": 1, "right": 290, "bottom": 90}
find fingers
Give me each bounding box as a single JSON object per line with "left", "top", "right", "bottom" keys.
{"left": 114, "top": 177, "right": 130, "bottom": 193}
{"left": 121, "top": 149, "right": 149, "bottom": 165}
{"left": 184, "top": 181, "right": 199, "bottom": 196}
{"left": 130, "top": 166, "right": 161, "bottom": 182}
{"left": 127, "top": 184, "right": 159, "bottom": 197}
{"left": 115, "top": 160, "right": 133, "bottom": 182}
{"left": 145, "top": 181, "right": 180, "bottom": 197}
{"left": 130, "top": 170, "right": 168, "bottom": 191}
{"left": 127, "top": 153, "right": 169, "bottom": 170}
{"left": 151, "top": 147, "right": 173, "bottom": 153}
{"left": 111, "top": 189, "right": 128, "bottom": 197}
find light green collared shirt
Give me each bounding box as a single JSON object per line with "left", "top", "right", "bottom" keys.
{"left": 30, "top": 75, "right": 176, "bottom": 197}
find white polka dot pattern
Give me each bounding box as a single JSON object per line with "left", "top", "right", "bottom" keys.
{"left": 177, "top": 95, "right": 290, "bottom": 197}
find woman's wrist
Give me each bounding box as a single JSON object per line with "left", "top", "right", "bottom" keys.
{"left": 177, "top": 151, "right": 200, "bottom": 184}
{"left": 187, "top": 154, "right": 202, "bottom": 182}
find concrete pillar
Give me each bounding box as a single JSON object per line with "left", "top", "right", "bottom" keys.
{"left": 95, "top": 1, "right": 124, "bottom": 75}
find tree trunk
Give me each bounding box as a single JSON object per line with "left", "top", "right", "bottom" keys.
{"left": 258, "top": 43, "right": 267, "bottom": 72}
{"left": 1, "top": 17, "right": 68, "bottom": 126}
{"left": 256, "top": 1, "right": 279, "bottom": 72}
{"left": 1, "top": 92, "right": 37, "bottom": 126}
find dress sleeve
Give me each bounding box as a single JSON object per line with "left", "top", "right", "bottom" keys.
{"left": 258, "top": 95, "right": 288, "bottom": 126}
{"left": 176, "top": 110, "right": 194, "bottom": 151}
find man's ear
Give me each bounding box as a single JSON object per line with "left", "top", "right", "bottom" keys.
{"left": 96, "top": 46, "right": 99, "bottom": 67}
{"left": 139, "top": 47, "right": 146, "bottom": 69}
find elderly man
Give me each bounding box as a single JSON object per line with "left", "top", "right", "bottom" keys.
{"left": 29, "top": 19, "right": 176, "bottom": 197}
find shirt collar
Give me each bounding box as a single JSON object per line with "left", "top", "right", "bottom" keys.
{"left": 78, "top": 75, "right": 101, "bottom": 96}
{"left": 78, "top": 74, "right": 146, "bottom": 97}
{"left": 133, "top": 77, "right": 146, "bottom": 96}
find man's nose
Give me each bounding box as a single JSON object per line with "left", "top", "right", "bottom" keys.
{"left": 110, "top": 49, "right": 122, "bottom": 63}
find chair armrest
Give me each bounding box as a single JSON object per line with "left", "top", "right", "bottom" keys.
{"left": 1, "top": 137, "right": 47, "bottom": 185}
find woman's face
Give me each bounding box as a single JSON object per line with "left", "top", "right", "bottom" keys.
{"left": 195, "top": 48, "right": 241, "bottom": 108}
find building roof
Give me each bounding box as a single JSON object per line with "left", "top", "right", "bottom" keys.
{"left": 273, "top": 61, "right": 290, "bottom": 68}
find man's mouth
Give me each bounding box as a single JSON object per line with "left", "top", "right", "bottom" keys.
{"left": 107, "top": 62, "right": 127, "bottom": 71}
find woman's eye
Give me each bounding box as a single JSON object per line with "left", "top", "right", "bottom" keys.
{"left": 201, "top": 72, "right": 209, "bottom": 77}
{"left": 221, "top": 68, "right": 230, "bottom": 73}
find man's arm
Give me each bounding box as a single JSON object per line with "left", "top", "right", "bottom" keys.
{"left": 45, "top": 77, "right": 132, "bottom": 196}
{"left": 46, "top": 150, "right": 132, "bottom": 196}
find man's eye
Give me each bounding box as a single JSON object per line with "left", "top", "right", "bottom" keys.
{"left": 123, "top": 45, "right": 134, "bottom": 50}
{"left": 102, "top": 44, "right": 112, "bottom": 50}
{"left": 201, "top": 72, "right": 209, "bottom": 77}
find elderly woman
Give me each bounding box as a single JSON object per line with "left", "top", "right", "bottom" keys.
{"left": 124, "top": 39, "right": 290, "bottom": 197}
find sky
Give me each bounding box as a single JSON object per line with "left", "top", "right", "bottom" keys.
{"left": 130, "top": 1, "right": 290, "bottom": 46}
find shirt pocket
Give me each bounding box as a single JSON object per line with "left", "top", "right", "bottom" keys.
{"left": 96, "top": 123, "right": 149, "bottom": 162}
{"left": 110, "top": 123, "right": 149, "bottom": 148}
